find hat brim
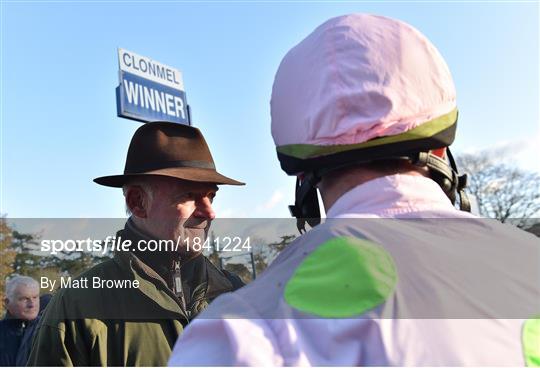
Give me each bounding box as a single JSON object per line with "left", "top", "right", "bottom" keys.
{"left": 94, "top": 167, "right": 245, "bottom": 187}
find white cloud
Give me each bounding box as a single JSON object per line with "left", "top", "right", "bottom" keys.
{"left": 257, "top": 189, "right": 285, "bottom": 212}
{"left": 458, "top": 136, "right": 540, "bottom": 173}
{"left": 212, "top": 205, "right": 247, "bottom": 218}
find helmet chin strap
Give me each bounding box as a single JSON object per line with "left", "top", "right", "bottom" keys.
{"left": 288, "top": 173, "right": 321, "bottom": 233}
{"left": 410, "top": 149, "right": 471, "bottom": 212}
{"left": 288, "top": 149, "right": 471, "bottom": 233}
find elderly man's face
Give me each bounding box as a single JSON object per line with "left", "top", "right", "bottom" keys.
{"left": 5, "top": 284, "right": 39, "bottom": 321}
{"left": 143, "top": 176, "right": 218, "bottom": 256}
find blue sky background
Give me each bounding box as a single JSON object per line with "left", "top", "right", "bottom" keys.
{"left": 1, "top": 1, "right": 538, "bottom": 218}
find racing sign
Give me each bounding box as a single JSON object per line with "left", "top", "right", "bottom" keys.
{"left": 116, "top": 48, "right": 190, "bottom": 125}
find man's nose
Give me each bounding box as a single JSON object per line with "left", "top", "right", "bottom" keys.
{"left": 194, "top": 196, "right": 216, "bottom": 220}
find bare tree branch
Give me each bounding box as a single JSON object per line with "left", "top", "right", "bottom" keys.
{"left": 457, "top": 149, "right": 540, "bottom": 229}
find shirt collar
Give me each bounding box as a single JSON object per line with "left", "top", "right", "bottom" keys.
{"left": 326, "top": 174, "right": 456, "bottom": 218}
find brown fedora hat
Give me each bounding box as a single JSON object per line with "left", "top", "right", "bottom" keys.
{"left": 94, "top": 122, "right": 244, "bottom": 187}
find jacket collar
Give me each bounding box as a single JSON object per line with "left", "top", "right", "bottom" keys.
{"left": 113, "top": 250, "right": 188, "bottom": 320}
{"left": 326, "top": 174, "right": 457, "bottom": 218}
{"left": 114, "top": 219, "right": 235, "bottom": 319}
{"left": 122, "top": 218, "right": 180, "bottom": 285}
{"left": 2, "top": 312, "right": 27, "bottom": 329}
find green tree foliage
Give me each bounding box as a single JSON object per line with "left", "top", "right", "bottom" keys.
{"left": 11, "top": 230, "right": 45, "bottom": 278}
{"left": 254, "top": 252, "right": 268, "bottom": 276}
{"left": 224, "top": 263, "right": 252, "bottom": 284}
{"left": 210, "top": 234, "right": 298, "bottom": 284}
{"left": 2, "top": 224, "right": 112, "bottom": 300}
{"left": 10, "top": 230, "right": 109, "bottom": 281}
{"left": 268, "top": 235, "right": 296, "bottom": 253}
{"left": 0, "top": 217, "right": 16, "bottom": 316}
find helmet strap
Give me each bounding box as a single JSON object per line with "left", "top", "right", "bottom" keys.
{"left": 289, "top": 148, "right": 471, "bottom": 233}
{"left": 411, "top": 148, "right": 471, "bottom": 212}
{"left": 446, "top": 148, "right": 471, "bottom": 212}
{"left": 289, "top": 173, "right": 321, "bottom": 233}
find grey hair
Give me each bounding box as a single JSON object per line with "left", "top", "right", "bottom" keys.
{"left": 122, "top": 178, "right": 155, "bottom": 216}
{"left": 6, "top": 276, "right": 39, "bottom": 300}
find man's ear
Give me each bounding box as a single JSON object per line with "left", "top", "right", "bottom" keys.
{"left": 125, "top": 186, "right": 149, "bottom": 218}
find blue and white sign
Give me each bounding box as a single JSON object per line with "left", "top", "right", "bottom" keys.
{"left": 116, "top": 48, "right": 190, "bottom": 125}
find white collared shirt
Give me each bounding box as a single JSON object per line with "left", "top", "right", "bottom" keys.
{"left": 326, "top": 174, "right": 465, "bottom": 218}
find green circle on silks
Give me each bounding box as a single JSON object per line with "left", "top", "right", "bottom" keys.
{"left": 284, "top": 236, "right": 397, "bottom": 318}
{"left": 522, "top": 317, "right": 540, "bottom": 367}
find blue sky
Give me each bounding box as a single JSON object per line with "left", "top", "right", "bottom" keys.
{"left": 1, "top": 1, "right": 538, "bottom": 218}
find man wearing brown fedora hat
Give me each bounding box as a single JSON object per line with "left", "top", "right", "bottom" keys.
{"left": 28, "top": 122, "right": 245, "bottom": 366}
